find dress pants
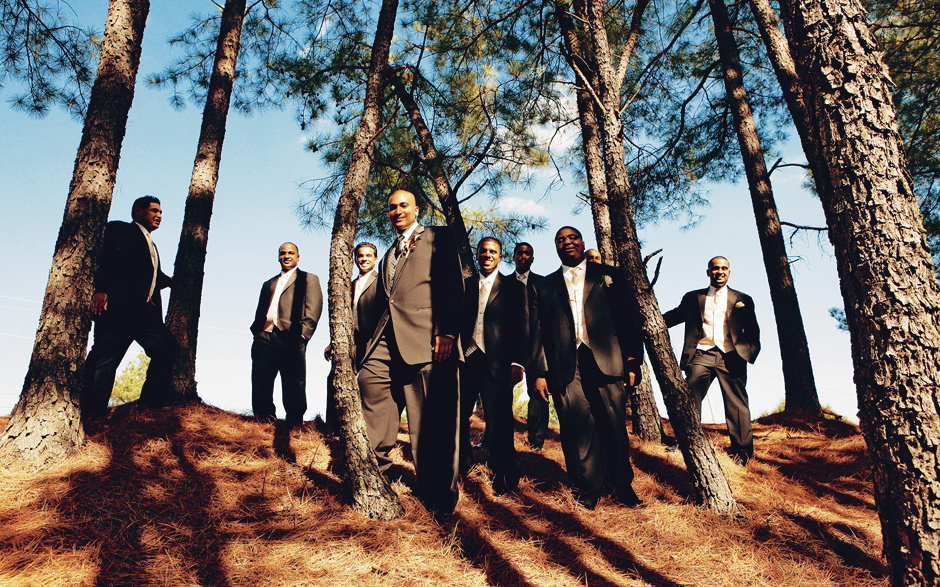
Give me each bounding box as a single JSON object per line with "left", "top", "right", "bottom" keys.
{"left": 526, "top": 376, "right": 550, "bottom": 448}
{"left": 686, "top": 347, "right": 753, "bottom": 457}
{"left": 550, "top": 345, "right": 635, "bottom": 505}
{"left": 83, "top": 302, "right": 177, "bottom": 417}
{"left": 459, "top": 351, "right": 520, "bottom": 493}
{"left": 251, "top": 328, "right": 308, "bottom": 426}
{"left": 358, "top": 327, "right": 460, "bottom": 513}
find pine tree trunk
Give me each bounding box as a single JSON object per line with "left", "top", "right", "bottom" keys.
{"left": 556, "top": 11, "right": 616, "bottom": 266}
{"left": 746, "top": 0, "right": 819, "bottom": 178}
{"left": 779, "top": 0, "right": 940, "bottom": 581}
{"left": 165, "top": 0, "right": 247, "bottom": 403}
{"left": 710, "top": 0, "right": 821, "bottom": 414}
{"left": 575, "top": 0, "right": 739, "bottom": 513}
{"left": 0, "top": 0, "right": 150, "bottom": 470}
{"left": 391, "top": 77, "right": 475, "bottom": 278}
{"left": 630, "top": 360, "right": 664, "bottom": 442}
{"left": 329, "top": 0, "right": 404, "bottom": 520}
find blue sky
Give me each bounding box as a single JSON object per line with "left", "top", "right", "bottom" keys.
{"left": 0, "top": 1, "right": 858, "bottom": 425}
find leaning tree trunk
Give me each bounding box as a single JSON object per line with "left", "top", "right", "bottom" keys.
{"left": 710, "top": 0, "right": 821, "bottom": 415}
{"left": 165, "top": 0, "right": 248, "bottom": 403}
{"left": 557, "top": 6, "right": 663, "bottom": 443}
{"left": 391, "top": 76, "right": 475, "bottom": 278}
{"left": 573, "top": 0, "right": 739, "bottom": 513}
{"left": 746, "top": 0, "right": 820, "bottom": 180}
{"left": 328, "top": 0, "right": 404, "bottom": 520}
{"left": 0, "top": 0, "right": 150, "bottom": 469}
{"left": 779, "top": 0, "right": 940, "bottom": 582}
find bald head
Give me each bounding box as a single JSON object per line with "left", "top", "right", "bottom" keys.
{"left": 388, "top": 189, "right": 419, "bottom": 233}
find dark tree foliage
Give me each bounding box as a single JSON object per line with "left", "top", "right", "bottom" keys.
{"left": 1, "top": 0, "right": 99, "bottom": 118}
{"left": 870, "top": 0, "right": 940, "bottom": 264}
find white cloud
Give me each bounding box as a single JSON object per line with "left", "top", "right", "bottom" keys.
{"left": 498, "top": 196, "right": 548, "bottom": 215}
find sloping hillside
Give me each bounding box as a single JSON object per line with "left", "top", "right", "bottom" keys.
{"left": 0, "top": 405, "right": 886, "bottom": 586}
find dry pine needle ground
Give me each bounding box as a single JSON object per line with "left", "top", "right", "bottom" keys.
{"left": 0, "top": 404, "right": 886, "bottom": 586}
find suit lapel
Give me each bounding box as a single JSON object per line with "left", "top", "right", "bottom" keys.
{"left": 487, "top": 273, "right": 501, "bottom": 306}
{"left": 551, "top": 269, "right": 575, "bottom": 326}
{"left": 583, "top": 264, "right": 597, "bottom": 304}
{"left": 389, "top": 224, "right": 425, "bottom": 293}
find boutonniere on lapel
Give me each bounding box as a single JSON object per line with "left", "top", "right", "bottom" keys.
{"left": 735, "top": 301, "right": 745, "bottom": 308}
{"left": 602, "top": 275, "right": 613, "bottom": 287}
{"left": 401, "top": 233, "right": 420, "bottom": 259}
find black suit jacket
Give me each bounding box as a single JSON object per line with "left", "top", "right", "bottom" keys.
{"left": 518, "top": 271, "right": 543, "bottom": 373}
{"left": 460, "top": 272, "right": 526, "bottom": 380}
{"left": 662, "top": 287, "right": 760, "bottom": 368}
{"left": 365, "top": 225, "right": 464, "bottom": 366}
{"left": 531, "top": 263, "right": 643, "bottom": 388}
{"left": 93, "top": 220, "right": 172, "bottom": 321}
{"left": 250, "top": 270, "right": 323, "bottom": 340}
{"left": 352, "top": 270, "right": 379, "bottom": 365}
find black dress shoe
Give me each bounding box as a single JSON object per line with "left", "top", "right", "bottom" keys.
{"left": 616, "top": 488, "right": 644, "bottom": 508}
{"left": 732, "top": 452, "right": 750, "bottom": 467}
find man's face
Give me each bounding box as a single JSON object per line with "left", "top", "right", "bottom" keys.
{"left": 388, "top": 190, "right": 419, "bottom": 233}
{"left": 554, "top": 228, "right": 585, "bottom": 266}
{"left": 132, "top": 203, "right": 162, "bottom": 232}
{"left": 707, "top": 257, "right": 730, "bottom": 289}
{"left": 279, "top": 243, "right": 300, "bottom": 272}
{"left": 356, "top": 247, "right": 376, "bottom": 274}
{"left": 586, "top": 249, "right": 602, "bottom": 264}
{"left": 477, "top": 240, "right": 501, "bottom": 276}
{"left": 513, "top": 244, "right": 534, "bottom": 274}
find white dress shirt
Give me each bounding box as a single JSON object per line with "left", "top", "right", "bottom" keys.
{"left": 467, "top": 270, "right": 498, "bottom": 355}
{"left": 563, "top": 259, "right": 589, "bottom": 348}
{"left": 353, "top": 268, "right": 377, "bottom": 310}
{"left": 135, "top": 221, "right": 159, "bottom": 302}
{"left": 698, "top": 285, "right": 733, "bottom": 352}
{"left": 264, "top": 266, "right": 298, "bottom": 332}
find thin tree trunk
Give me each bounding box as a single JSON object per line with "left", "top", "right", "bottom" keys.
{"left": 574, "top": 0, "right": 740, "bottom": 513}
{"left": 329, "top": 0, "right": 404, "bottom": 520}
{"left": 630, "top": 360, "right": 664, "bottom": 442}
{"left": 0, "top": 0, "right": 150, "bottom": 469}
{"left": 709, "top": 0, "right": 821, "bottom": 414}
{"left": 391, "top": 76, "right": 475, "bottom": 278}
{"left": 165, "top": 0, "right": 247, "bottom": 403}
{"left": 779, "top": 0, "right": 940, "bottom": 581}
{"left": 746, "top": 0, "right": 819, "bottom": 177}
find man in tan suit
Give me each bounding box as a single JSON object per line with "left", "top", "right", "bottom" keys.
{"left": 358, "top": 190, "right": 465, "bottom": 514}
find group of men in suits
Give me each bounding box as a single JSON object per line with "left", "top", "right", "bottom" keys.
{"left": 84, "top": 191, "right": 761, "bottom": 517}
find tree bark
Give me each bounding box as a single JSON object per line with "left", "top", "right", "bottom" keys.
{"left": 0, "top": 0, "right": 150, "bottom": 469}
{"left": 709, "top": 0, "right": 821, "bottom": 414}
{"left": 629, "top": 360, "right": 664, "bottom": 442}
{"left": 779, "top": 0, "right": 940, "bottom": 581}
{"left": 556, "top": 7, "right": 617, "bottom": 267}
{"left": 572, "top": 0, "right": 740, "bottom": 513}
{"left": 328, "top": 0, "right": 404, "bottom": 520}
{"left": 165, "top": 0, "right": 248, "bottom": 403}
{"left": 746, "top": 0, "right": 820, "bottom": 179}
{"left": 391, "top": 76, "right": 475, "bottom": 278}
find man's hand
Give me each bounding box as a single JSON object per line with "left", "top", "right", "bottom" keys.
{"left": 510, "top": 364, "right": 524, "bottom": 386}
{"left": 323, "top": 343, "right": 332, "bottom": 361}
{"left": 432, "top": 335, "right": 454, "bottom": 362}
{"left": 627, "top": 370, "right": 636, "bottom": 387}
{"left": 91, "top": 293, "right": 108, "bottom": 316}
{"left": 535, "top": 377, "right": 550, "bottom": 403}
